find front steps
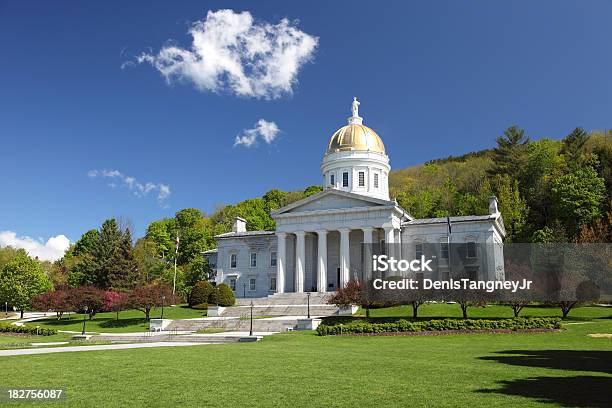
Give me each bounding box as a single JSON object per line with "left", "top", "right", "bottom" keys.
{"left": 167, "top": 317, "right": 300, "bottom": 332}
{"left": 228, "top": 292, "right": 338, "bottom": 317}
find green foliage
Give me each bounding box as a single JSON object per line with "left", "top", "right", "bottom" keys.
{"left": 551, "top": 167, "right": 606, "bottom": 236}
{"left": 0, "top": 251, "right": 53, "bottom": 312}
{"left": 0, "top": 323, "right": 57, "bottom": 336}
{"left": 316, "top": 317, "right": 561, "bottom": 336}
{"left": 189, "top": 280, "right": 215, "bottom": 306}
{"left": 210, "top": 283, "right": 235, "bottom": 307}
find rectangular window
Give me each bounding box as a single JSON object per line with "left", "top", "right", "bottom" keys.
{"left": 374, "top": 173, "right": 379, "bottom": 189}
{"left": 230, "top": 253, "right": 237, "bottom": 268}
{"left": 270, "top": 251, "right": 277, "bottom": 267}
{"left": 249, "top": 278, "right": 256, "bottom": 291}
{"left": 330, "top": 174, "right": 335, "bottom": 186}
{"left": 269, "top": 277, "right": 277, "bottom": 291}
{"left": 250, "top": 252, "right": 257, "bottom": 268}
{"left": 380, "top": 239, "right": 386, "bottom": 255}
{"left": 468, "top": 268, "right": 478, "bottom": 281}
{"left": 358, "top": 171, "right": 365, "bottom": 187}
{"left": 467, "top": 242, "right": 477, "bottom": 258}
{"left": 342, "top": 172, "right": 349, "bottom": 187}
{"left": 229, "top": 278, "right": 237, "bottom": 291}
{"left": 415, "top": 243, "right": 423, "bottom": 259}
{"left": 440, "top": 242, "right": 449, "bottom": 259}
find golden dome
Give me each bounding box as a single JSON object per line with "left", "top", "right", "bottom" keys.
{"left": 326, "top": 124, "right": 385, "bottom": 154}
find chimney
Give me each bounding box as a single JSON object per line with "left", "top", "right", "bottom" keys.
{"left": 233, "top": 216, "right": 247, "bottom": 233}
{"left": 488, "top": 196, "right": 500, "bottom": 216}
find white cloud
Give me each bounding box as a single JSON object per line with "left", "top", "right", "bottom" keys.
{"left": 0, "top": 231, "right": 70, "bottom": 262}
{"left": 234, "top": 119, "right": 280, "bottom": 147}
{"left": 135, "top": 9, "right": 318, "bottom": 99}
{"left": 88, "top": 169, "right": 171, "bottom": 208}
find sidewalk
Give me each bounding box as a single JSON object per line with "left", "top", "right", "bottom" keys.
{"left": 0, "top": 341, "right": 211, "bottom": 357}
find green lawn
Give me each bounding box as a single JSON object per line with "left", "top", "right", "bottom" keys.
{"left": 1, "top": 306, "right": 610, "bottom": 407}
{"left": 23, "top": 305, "right": 206, "bottom": 333}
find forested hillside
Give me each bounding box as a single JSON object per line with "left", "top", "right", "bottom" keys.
{"left": 22, "top": 126, "right": 608, "bottom": 295}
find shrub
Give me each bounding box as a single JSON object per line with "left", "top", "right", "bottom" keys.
{"left": 190, "top": 281, "right": 215, "bottom": 307}
{"left": 210, "top": 283, "right": 235, "bottom": 307}
{"left": 316, "top": 317, "right": 562, "bottom": 336}
{"left": 0, "top": 323, "right": 57, "bottom": 336}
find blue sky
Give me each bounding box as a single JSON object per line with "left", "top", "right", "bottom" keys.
{"left": 1, "top": 1, "right": 611, "bottom": 259}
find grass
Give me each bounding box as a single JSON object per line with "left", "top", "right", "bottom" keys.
{"left": 0, "top": 305, "right": 610, "bottom": 407}
{"left": 23, "top": 305, "right": 206, "bottom": 333}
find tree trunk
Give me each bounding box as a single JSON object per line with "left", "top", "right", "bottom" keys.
{"left": 20, "top": 310, "right": 24, "bottom": 319}
{"left": 461, "top": 303, "right": 468, "bottom": 319}
{"left": 116, "top": 311, "right": 119, "bottom": 321}
{"left": 365, "top": 307, "right": 370, "bottom": 318}
{"left": 412, "top": 302, "right": 419, "bottom": 318}
{"left": 145, "top": 308, "right": 151, "bottom": 320}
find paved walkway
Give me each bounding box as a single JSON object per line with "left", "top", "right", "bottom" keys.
{"left": 0, "top": 342, "right": 211, "bottom": 357}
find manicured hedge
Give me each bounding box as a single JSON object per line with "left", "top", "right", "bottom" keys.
{"left": 0, "top": 323, "right": 58, "bottom": 336}
{"left": 316, "top": 317, "right": 562, "bottom": 336}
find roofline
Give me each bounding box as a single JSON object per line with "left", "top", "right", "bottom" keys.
{"left": 272, "top": 188, "right": 399, "bottom": 216}
{"left": 214, "top": 231, "right": 276, "bottom": 239}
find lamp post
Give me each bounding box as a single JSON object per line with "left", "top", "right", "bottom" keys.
{"left": 306, "top": 292, "right": 311, "bottom": 319}
{"left": 161, "top": 295, "right": 166, "bottom": 320}
{"left": 243, "top": 283, "right": 246, "bottom": 298}
{"left": 81, "top": 306, "right": 88, "bottom": 335}
{"left": 249, "top": 300, "right": 254, "bottom": 337}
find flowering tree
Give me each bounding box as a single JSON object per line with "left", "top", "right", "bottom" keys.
{"left": 67, "top": 286, "right": 105, "bottom": 320}
{"left": 103, "top": 290, "right": 130, "bottom": 320}
{"left": 31, "top": 286, "right": 72, "bottom": 320}
{"left": 129, "top": 283, "right": 173, "bottom": 320}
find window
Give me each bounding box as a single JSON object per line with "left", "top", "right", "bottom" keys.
{"left": 250, "top": 252, "right": 257, "bottom": 268}
{"left": 249, "top": 278, "right": 256, "bottom": 291}
{"left": 468, "top": 268, "right": 478, "bottom": 281}
{"left": 269, "top": 277, "right": 277, "bottom": 291}
{"left": 358, "top": 171, "right": 365, "bottom": 187}
{"left": 230, "top": 253, "right": 237, "bottom": 268}
{"left": 416, "top": 272, "right": 424, "bottom": 282}
{"left": 380, "top": 239, "right": 386, "bottom": 255}
{"left": 374, "top": 173, "right": 379, "bottom": 189}
{"left": 270, "top": 251, "right": 277, "bottom": 267}
{"left": 442, "top": 271, "right": 450, "bottom": 281}
{"left": 440, "top": 242, "right": 449, "bottom": 259}
{"left": 229, "top": 278, "right": 237, "bottom": 291}
{"left": 330, "top": 174, "right": 335, "bottom": 186}
{"left": 467, "top": 242, "right": 477, "bottom": 258}
{"left": 415, "top": 243, "right": 423, "bottom": 259}
{"left": 342, "top": 172, "right": 349, "bottom": 187}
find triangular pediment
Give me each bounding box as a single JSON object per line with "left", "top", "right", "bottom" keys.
{"left": 272, "top": 189, "right": 395, "bottom": 216}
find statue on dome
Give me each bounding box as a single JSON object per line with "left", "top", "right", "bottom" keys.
{"left": 351, "top": 97, "right": 360, "bottom": 118}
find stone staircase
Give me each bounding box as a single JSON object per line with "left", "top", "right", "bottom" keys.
{"left": 227, "top": 292, "right": 338, "bottom": 317}
{"left": 167, "top": 318, "right": 299, "bottom": 332}
{"left": 92, "top": 333, "right": 241, "bottom": 344}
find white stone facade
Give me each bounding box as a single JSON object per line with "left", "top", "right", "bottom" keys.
{"left": 205, "top": 99, "right": 506, "bottom": 297}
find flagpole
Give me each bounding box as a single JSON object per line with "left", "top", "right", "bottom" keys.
{"left": 446, "top": 216, "right": 452, "bottom": 279}
{"left": 173, "top": 235, "right": 179, "bottom": 297}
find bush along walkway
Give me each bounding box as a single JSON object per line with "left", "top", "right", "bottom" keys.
{"left": 316, "top": 317, "right": 562, "bottom": 336}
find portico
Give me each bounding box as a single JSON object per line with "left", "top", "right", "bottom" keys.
{"left": 272, "top": 189, "right": 408, "bottom": 293}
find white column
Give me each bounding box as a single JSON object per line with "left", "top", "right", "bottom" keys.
{"left": 339, "top": 228, "right": 351, "bottom": 288}
{"left": 362, "top": 227, "right": 374, "bottom": 282}
{"left": 316, "top": 230, "right": 327, "bottom": 292}
{"left": 395, "top": 228, "right": 402, "bottom": 260}
{"left": 295, "top": 231, "right": 306, "bottom": 293}
{"left": 384, "top": 227, "right": 395, "bottom": 275}
{"left": 276, "top": 232, "right": 287, "bottom": 294}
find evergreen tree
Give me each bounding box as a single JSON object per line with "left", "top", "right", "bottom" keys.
{"left": 488, "top": 125, "right": 530, "bottom": 178}
{"left": 107, "top": 228, "right": 137, "bottom": 290}
{"left": 561, "top": 127, "right": 589, "bottom": 170}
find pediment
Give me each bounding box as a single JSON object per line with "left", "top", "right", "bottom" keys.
{"left": 273, "top": 189, "right": 393, "bottom": 216}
